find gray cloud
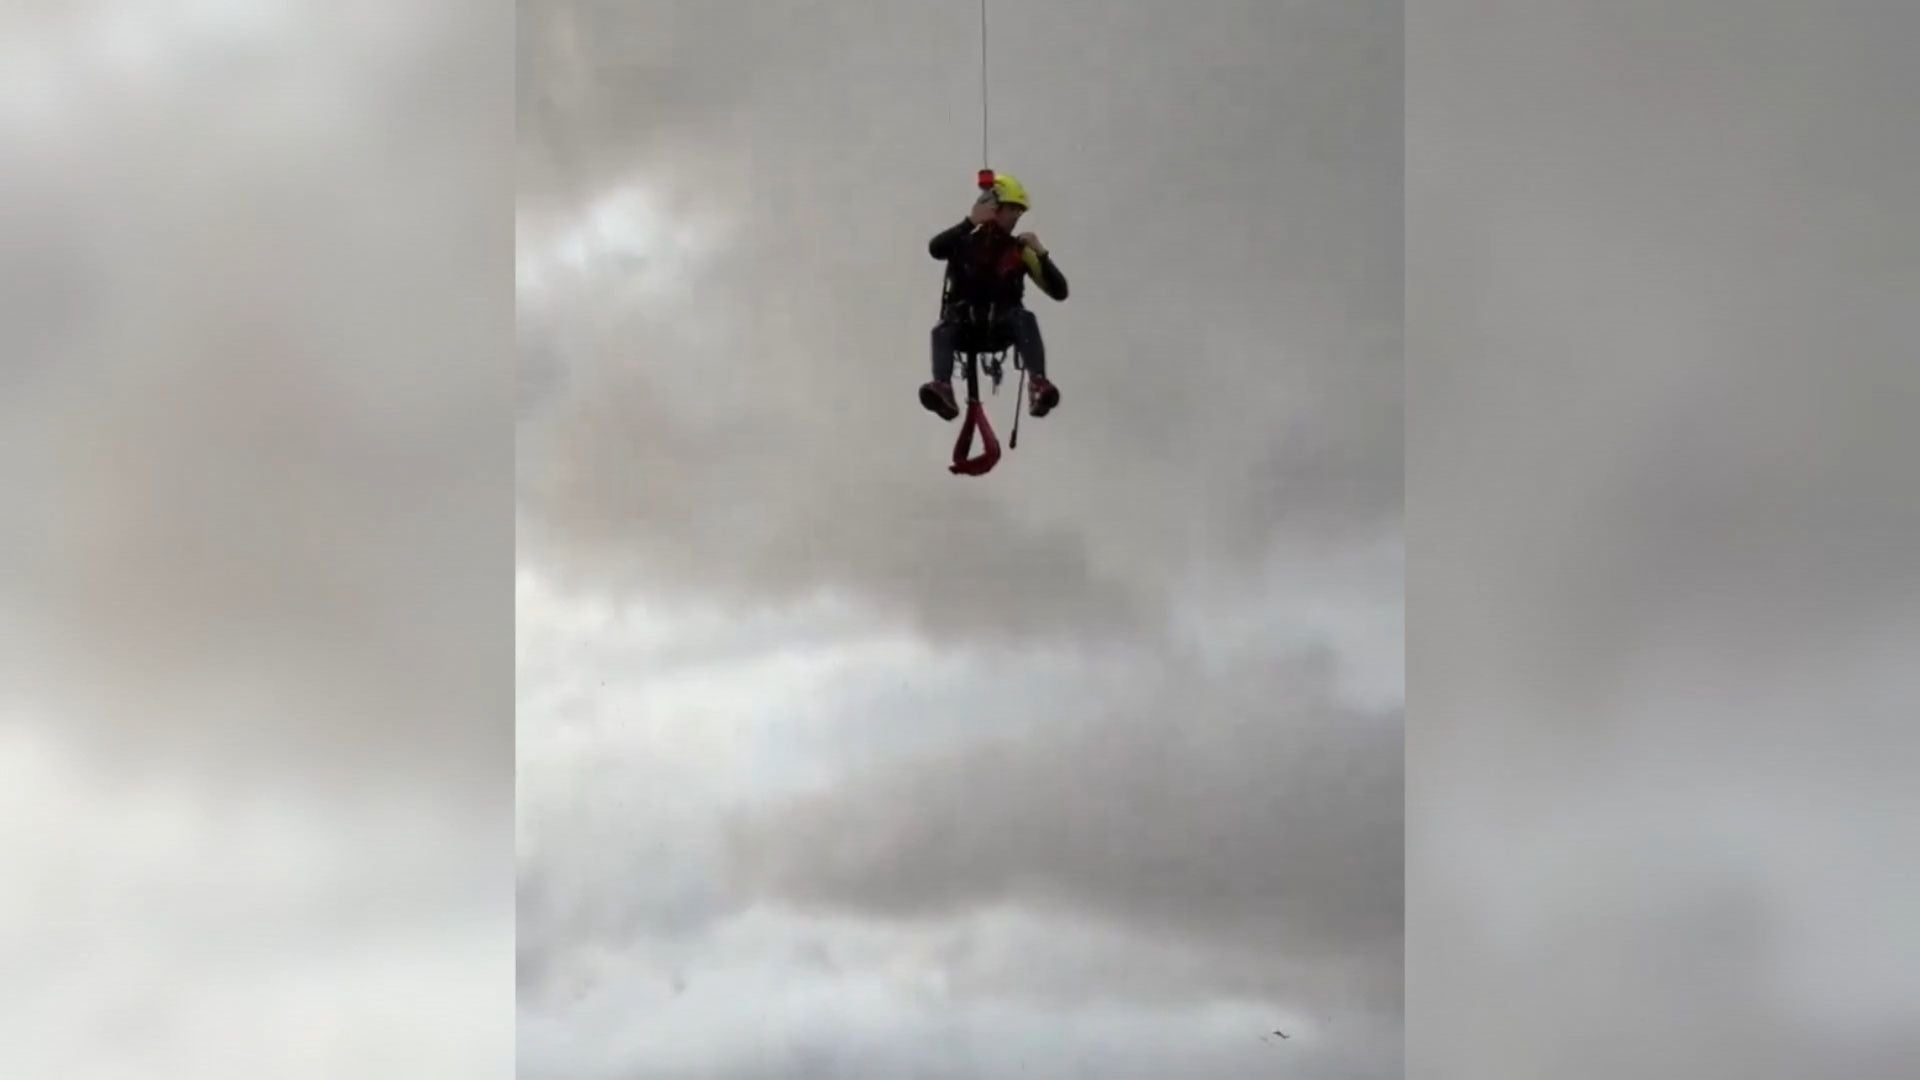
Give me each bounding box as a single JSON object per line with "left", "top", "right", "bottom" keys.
{"left": 522, "top": 897, "right": 1402, "bottom": 1080}
{"left": 517, "top": 2, "right": 1401, "bottom": 1075}
{"left": 516, "top": 0, "right": 1402, "bottom": 642}
{"left": 516, "top": 577, "right": 1402, "bottom": 1075}
{"left": 728, "top": 651, "right": 1401, "bottom": 980}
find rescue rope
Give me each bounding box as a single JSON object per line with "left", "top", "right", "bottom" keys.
{"left": 979, "top": 0, "right": 990, "bottom": 169}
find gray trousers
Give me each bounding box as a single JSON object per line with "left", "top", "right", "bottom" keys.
{"left": 930, "top": 306, "right": 1047, "bottom": 382}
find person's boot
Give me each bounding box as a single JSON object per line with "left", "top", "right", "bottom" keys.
{"left": 918, "top": 379, "right": 959, "bottom": 421}
{"left": 1028, "top": 374, "right": 1060, "bottom": 417}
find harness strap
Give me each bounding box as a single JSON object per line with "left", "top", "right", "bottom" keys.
{"left": 1010, "top": 368, "right": 1024, "bottom": 450}
{"left": 949, "top": 399, "right": 1002, "bottom": 475}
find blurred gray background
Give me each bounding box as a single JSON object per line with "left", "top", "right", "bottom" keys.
{"left": 1409, "top": 2, "right": 1920, "bottom": 1077}
{"left": 0, "top": 2, "right": 515, "bottom": 1077}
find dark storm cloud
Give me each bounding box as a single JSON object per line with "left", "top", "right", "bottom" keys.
{"left": 727, "top": 650, "right": 1402, "bottom": 992}
{"left": 516, "top": 0, "right": 1402, "bottom": 640}
{"left": 516, "top": 591, "right": 1403, "bottom": 1075}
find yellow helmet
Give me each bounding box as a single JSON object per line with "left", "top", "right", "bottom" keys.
{"left": 978, "top": 170, "right": 1030, "bottom": 209}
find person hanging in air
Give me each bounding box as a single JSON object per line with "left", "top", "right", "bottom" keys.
{"left": 920, "top": 171, "right": 1068, "bottom": 422}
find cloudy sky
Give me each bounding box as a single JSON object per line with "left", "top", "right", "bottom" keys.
{"left": 517, "top": 1, "right": 1402, "bottom": 1077}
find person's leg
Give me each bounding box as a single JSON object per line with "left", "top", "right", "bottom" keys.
{"left": 1004, "top": 308, "right": 1045, "bottom": 378}
{"left": 930, "top": 320, "right": 957, "bottom": 382}
{"left": 1006, "top": 308, "right": 1059, "bottom": 416}
{"left": 920, "top": 320, "right": 959, "bottom": 420}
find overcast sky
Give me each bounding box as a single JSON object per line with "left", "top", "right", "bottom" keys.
{"left": 517, "top": 2, "right": 1402, "bottom": 1077}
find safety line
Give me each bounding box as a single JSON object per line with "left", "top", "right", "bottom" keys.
{"left": 979, "top": 0, "right": 990, "bottom": 168}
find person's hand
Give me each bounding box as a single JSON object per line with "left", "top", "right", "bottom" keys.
{"left": 969, "top": 199, "right": 997, "bottom": 226}
{"left": 1017, "top": 232, "right": 1046, "bottom": 256}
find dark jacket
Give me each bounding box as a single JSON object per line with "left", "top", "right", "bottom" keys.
{"left": 929, "top": 220, "right": 1070, "bottom": 315}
